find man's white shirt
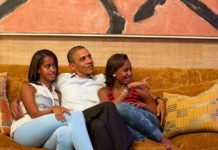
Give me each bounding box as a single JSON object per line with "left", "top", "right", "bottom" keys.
{"left": 56, "top": 73, "right": 105, "bottom": 111}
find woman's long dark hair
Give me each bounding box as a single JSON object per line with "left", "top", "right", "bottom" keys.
{"left": 28, "top": 49, "right": 58, "bottom": 85}
{"left": 105, "top": 54, "right": 129, "bottom": 87}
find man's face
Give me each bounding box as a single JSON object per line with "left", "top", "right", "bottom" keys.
{"left": 70, "top": 48, "right": 94, "bottom": 77}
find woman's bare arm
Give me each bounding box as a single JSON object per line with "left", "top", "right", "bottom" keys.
{"left": 21, "top": 84, "right": 70, "bottom": 122}
{"left": 21, "top": 83, "right": 53, "bottom": 118}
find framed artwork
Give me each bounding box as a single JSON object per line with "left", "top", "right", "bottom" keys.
{"left": 0, "top": 0, "right": 217, "bottom": 39}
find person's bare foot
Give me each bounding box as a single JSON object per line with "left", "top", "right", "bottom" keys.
{"left": 160, "top": 137, "right": 172, "bottom": 150}
{"left": 143, "top": 137, "right": 179, "bottom": 150}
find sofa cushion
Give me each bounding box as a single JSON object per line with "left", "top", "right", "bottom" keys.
{"left": 7, "top": 77, "right": 27, "bottom": 103}
{"left": 0, "top": 72, "right": 12, "bottom": 135}
{"left": 130, "top": 141, "right": 166, "bottom": 150}
{"left": 0, "top": 133, "right": 45, "bottom": 150}
{"left": 170, "top": 132, "right": 218, "bottom": 150}
{"left": 152, "top": 80, "right": 217, "bottom": 97}
{"left": 163, "top": 82, "right": 218, "bottom": 138}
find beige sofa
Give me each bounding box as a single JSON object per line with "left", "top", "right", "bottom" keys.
{"left": 1, "top": 64, "right": 218, "bottom": 150}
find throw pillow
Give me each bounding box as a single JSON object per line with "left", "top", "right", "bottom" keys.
{"left": 163, "top": 82, "right": 218, "bottom": 138}
{"left": 0, "top": 72, "right": 12, "bottom": 135}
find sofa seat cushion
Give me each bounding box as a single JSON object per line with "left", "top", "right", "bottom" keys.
{"left": 171, "top": 132, "right": 218, "bottom": 150}
{"left": 130, "top": 141, "right": 166, "bottom": 150}
{"left": 0, "top": 133, "right": 45, "bottom": 150}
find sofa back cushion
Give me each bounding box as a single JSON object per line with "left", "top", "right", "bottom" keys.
{"left": 1, "top": 64, "right": 218, "bottom": 102}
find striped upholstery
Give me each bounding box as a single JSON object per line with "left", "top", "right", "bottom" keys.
{"left": 0, "top": 72, "right": 12, "bottom": 135}
{"left": 163, "top": 82, "right": 218, "bottom": 138}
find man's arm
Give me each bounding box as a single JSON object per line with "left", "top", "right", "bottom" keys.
{"left": 155, "top": 96, "right": 166, "bottom": 127}
{"left": 10, "top": 96, "right": 24, "bottom": 120}
{"left": 98, "top": 87, "right": 110, "bottom": 103}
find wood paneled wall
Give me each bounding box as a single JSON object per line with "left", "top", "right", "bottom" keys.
{"left": 0, "top": 35, "right": 218, "bottom": 69}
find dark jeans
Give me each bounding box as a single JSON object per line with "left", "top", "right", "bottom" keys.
{"left": 83, "top": 102, "right": 135, "bottom": 150}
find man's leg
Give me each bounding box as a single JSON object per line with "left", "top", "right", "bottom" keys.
{"left": 83, "top": 102, "right": 135, "bottom": 150}
{"left": 88, "top": 119, "right": 114, "bottom": 150}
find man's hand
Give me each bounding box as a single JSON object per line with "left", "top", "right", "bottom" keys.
{"left": 10, "top": 98, "right": 23, "bottom": 120}
{"left": 129, "top": 101, "right": 146, "bottom": 109}
{"left": 156, "top": 98, "right": 166, "bottom": 127}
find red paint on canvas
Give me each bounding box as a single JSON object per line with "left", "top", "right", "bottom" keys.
{"left": 0, "top": 0, "right": 217, "bottom": 36}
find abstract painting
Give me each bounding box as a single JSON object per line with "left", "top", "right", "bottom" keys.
{"left": 0, "top": 0, "right": 217, "bottom": 37}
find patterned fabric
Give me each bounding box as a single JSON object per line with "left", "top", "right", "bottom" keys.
{"left": 163, "top": 82, "right": 218, "bottom": 138}
{"left": 108, "top": 87, "right": 143, "bottom": 103}
{"left": 0, "top": 72, "right": 12, "bottom": 135}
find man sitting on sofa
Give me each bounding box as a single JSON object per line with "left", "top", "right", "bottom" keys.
{"left": 11, "top": 45, "right": 166, "bottom": 149}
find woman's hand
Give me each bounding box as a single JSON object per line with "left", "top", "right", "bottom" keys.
{"left": 128, "top": 77, "right": 150, "bottom": 89}
{"left": 52, "top": 105, "right": 71, "bottom": 122}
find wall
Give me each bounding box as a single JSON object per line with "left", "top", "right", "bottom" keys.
{"left": 0, "top": 35, "right": 218, "bottom": 69}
